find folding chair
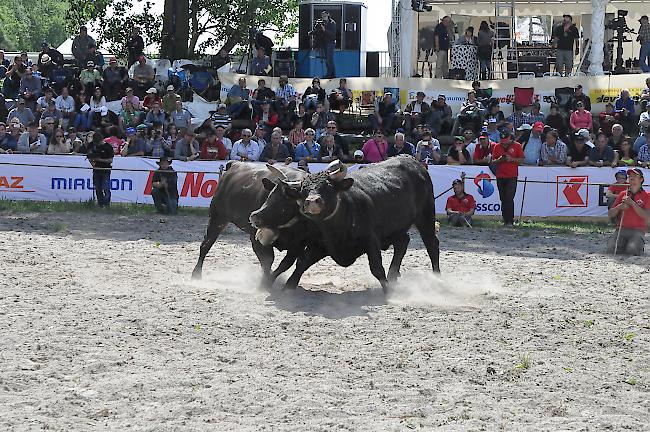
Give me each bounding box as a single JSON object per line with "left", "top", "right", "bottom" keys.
{"left": 513, "top": 87, "right": 535, "bottom": 108}
{"left": 517, "top": 72, "right": 536, "bottom": 80}
{"left": 554, "top": 87, "right": 575, "bottom": 114}
{"left": 189, "top": 70, "right": 215, "bottom": 99}
{"left": 357, "top": 91, "right": 376, "bottom": 117}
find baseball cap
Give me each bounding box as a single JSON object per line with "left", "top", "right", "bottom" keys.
{"left": 627, "top": 168, "right": 644, "bottom": 179}
{"left": 516, "top": 123, "right": 532, "bottom": 131}
{"left": 454, "top": 136, "right": 465, "bottom": 142}
{"left": 109, "top": 58, "right": 117, "bottom": 64}
{"left": 615, "top": 170, "right": 628, "bottom": 179}
{"left": 438, "top": 94, "right": 446, "bottom": 99}
{"left": 640, "top": 15, "right": 649, "bottom": 22}
{"left": 452, "top": 179, "right": 463, "bottom": 186}
{"left": 354, "top": 149, "right": 364, "bottom": 158}
{"left": 86, "top": 61, "right": 94, "bottom": 67}
{"left": 136, "top": 124, "right": 148, "bottom": 130}
{"left": 146, "top": 87, "right": 157, "bottom": 94}
{"left": 500, "top": 130, "right": 512, "bottom": 139}
{"left": 166, "top": 85, "right": 175, "bottom": 91}
{"left": 532, "top": 121, "right": 544, "bottom": 131}
{"left": 576, "top": 129, "right": 590, "bottom": 138}
{"left": 218, "top": 103, "right": 226, "bottom": 109}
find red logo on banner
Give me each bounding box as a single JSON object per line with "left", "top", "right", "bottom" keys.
{"left": 144, "top": 172, "right": 218, "bottom": 198}
{"left": 0, "top": 176, "right": 35, "bottom": 193}
{"left": 556, "top": 176, "right": 588, "bottom": 208}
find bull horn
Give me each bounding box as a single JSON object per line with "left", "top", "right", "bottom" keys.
{"left": 267, "top": 164, "right": 288, "bottom": 181}
{"left": 326, "top": 159, "right": 347, "bottom": 182}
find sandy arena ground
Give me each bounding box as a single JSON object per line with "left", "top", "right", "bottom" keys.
{"left": 0, "top": 211, "right": 648, "bottom": 431}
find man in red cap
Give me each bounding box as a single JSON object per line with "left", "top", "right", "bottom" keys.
{"left": 607, "top": 168, "right": 650, "bottom": 255}
{"left": 492, "top": 130, "right": 525, "bottom": 225}
{"left": 473, "top": 132, "right": 495, "bottom": 165}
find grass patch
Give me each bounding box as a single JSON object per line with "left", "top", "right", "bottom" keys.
{"left": 0, "top": 199, "right": 209, "bottom": 217}
{"left": 515, "top": 353, "right": 533, "bottom": 370}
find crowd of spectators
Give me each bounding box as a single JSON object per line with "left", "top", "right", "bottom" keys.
{"left": 1, "top": 26, "right": 650, "bottom": 173}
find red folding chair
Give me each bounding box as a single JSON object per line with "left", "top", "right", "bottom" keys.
{"left": 513, "top": 87, "right": 534, "bottom": 108}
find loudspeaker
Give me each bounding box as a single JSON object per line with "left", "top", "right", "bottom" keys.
{"left": 274, "top": 59, "right": 296, "bottom": 78}
{"left": 366, "top": 52, "right": 379, "bottom": 77}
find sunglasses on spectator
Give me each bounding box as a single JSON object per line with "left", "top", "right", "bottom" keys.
{"left": 326, "top": 126, "right": 336, "bottom": 129}
{"left": 306, "top": 132, "right": 315, "bottom": 135}
{"left": 242, "top": 134, "right": 252, "bottom": 137}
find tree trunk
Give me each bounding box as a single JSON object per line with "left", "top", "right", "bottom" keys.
{"left": 161, "top": 0, "right": 189, "bottom": 60}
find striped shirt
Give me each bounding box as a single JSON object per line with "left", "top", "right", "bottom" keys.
{"left": 275, "top": 84, "right": 297, "bottom": 102}
{"left": 211, "top": 113, "right": 231, "bottom": 130}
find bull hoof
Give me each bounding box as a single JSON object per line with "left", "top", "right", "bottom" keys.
{"left": 191, "top": 268, "right": 203, "bottom": 280}
{"left": 283, "top": 282, "right": 298, "bottom": 290}
{"left": 387, "top": 271, "right": 401, "bottom": 282}
{"left": 380, "top": 280, "right": 390, "bottom": 295}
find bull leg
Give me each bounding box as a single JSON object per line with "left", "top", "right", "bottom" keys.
{"left": 366, "top": 237, "right": 390, "bottom": 294}
{"left": 387, "top": 232, "right": 410, "bottom": 282}
{"left": 415, "top": 213, "right": 441, "bottom": 273}
{"left": 192, "top": 220, "right": 227, "bottom": 280}
{"left": 269, "top": 245, "right": 304, "bottom": 283}
{"left": 285, "top": 244, "right": 327, "bottom": 290}
{"left": 251, "top": 237, "right": 275, "bottom": 289}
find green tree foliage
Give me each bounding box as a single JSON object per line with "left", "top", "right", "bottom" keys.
{"left": 64, "top": 0, "right": 298, "bottom": 59}
{"left": 66, "top": 0, "right": 161, "bottom": 58}
{"left": 0, "top": 0, "right": 70, "bottom": 51}
{"left": 186, "top": 0, "right": 299, "bottom": 57}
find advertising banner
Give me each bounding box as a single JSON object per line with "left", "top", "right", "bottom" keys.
{"left": 1, "top": 155, "right": 648, "bottom": 217}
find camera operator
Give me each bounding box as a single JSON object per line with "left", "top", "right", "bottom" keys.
{"left": 316, "top": 10, "right": 337, "bottom": 78}
{"left": 638, "top": 15, "right": 650, "bottom": 73}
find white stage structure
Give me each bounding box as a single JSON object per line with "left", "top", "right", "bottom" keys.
{"left": 389, "top": 0, "right": 649, "bottom": 78}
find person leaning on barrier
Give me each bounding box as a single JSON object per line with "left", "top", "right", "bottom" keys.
{"left": 446, "top": 179, "right": 476, "bottom": 227}
{"left": 589, "top": 133, "right": 617, "bottom": 167}
{"left": 151, "top": 156, "right": 179, "bottom": 215}
{"left": 0, "top": 122, "right": 17, "bottom": 153}
{"left": 566, "top": 134, "right": 590, "bottom": 168}
{"left": 174, "top": 129, "right": 200, "bottom": 161}
{"left": 46, "top": 128, "right": 71, "bottom": 154}
{"left": 17, "top": 122, "right": 47, "bottom": 154}
{"left": 260, "top": 131, "right": 291, "bottom": 164}
{"left": 607, "top": 168, "right": 650, "bottom": 255}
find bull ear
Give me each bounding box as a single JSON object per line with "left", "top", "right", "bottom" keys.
{"left": 282, "top": 183, "right": 301, "bottom": 199}
{"left": 262, "top": 177, "right": 276, "bottom": 191}
{"left": 335, "top": 178, "right": 354, "bottom": 191}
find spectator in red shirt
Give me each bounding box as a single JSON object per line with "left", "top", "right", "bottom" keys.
{"left": 492, "top": 131, "right": 525, "bottom": 225}
{"left": 599, "top": 103, "right": 620, "bottom": 136}
{"left": 253, "top": 100, "right": 278, "bottom": 130}
{"left": 445, "top": 179, "right": 476, "bottom": 227}
{"left": 142, "top": 88, "right": 162, "bottom": 111}
{"left": 199, "top": 131, "right": 228, "bottom": 160}
{"left": 473, "top": 133, "right": 495, "bottom": 165}
{"left": 606, "top": 170, "right": 629, "bottom": 209}
{"left": 607, "top": 168, "right": 650, "bottom": 255}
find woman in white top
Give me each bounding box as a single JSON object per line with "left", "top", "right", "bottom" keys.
{"left": 89, "top": 86, "right": 108, "bottom": 128}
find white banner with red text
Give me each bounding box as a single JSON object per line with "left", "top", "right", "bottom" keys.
{"left": 1, "top": 155, "right": 648, "bottom": 217}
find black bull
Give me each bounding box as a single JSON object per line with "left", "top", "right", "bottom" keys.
{"left": 250, "top": 156, "right": 441, "bottom": 292}
{"left": 192, "top": 162, "right": 312, "bottom": 284}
